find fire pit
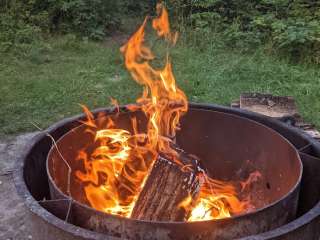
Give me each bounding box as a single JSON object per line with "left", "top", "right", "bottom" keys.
{"left": 14, "top": 103, "right": 320, "bottom": 240}
{"left": 44, "top": 105, "right": 302, "bottom": 240}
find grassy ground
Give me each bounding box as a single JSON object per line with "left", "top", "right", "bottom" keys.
{"left": 0, "top": 35, "right": 320, "bottom": 137}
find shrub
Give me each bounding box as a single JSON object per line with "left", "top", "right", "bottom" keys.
{"left": 57, "top": 0, "right": 122, "bottom": 40}
{"left": 0, "top": 0, "right": 150, "bottom": 47}
{"left": 0, "top": 12, "right": 42, "bottom": 52}
{"left": 166, "top": 0, "right": 320, "bottom": 63}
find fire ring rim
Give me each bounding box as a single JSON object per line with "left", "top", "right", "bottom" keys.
{"left": 45, "top": 105, "right": 303, "bottom": 225}
{"left": 13, "top": 103, "right": 320, "bottom": 240}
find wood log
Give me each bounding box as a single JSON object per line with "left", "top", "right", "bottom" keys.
{"left": 131, "top": 150, "right": 202, "bottom": 221}
{"left": 239, "top": 93, "right": 299, "bottom": 118}
{"left": 234, "top": 93, "right": 320, "bottom": 142}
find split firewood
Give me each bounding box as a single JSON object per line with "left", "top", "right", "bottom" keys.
{"left": 239, "top": 93, "right": 299, "bottom": 118}
{"left": 131, "top": 148, "right": 203, "bottom": 221}
{"left": 231, "top": 93, "right": 320, "bottom": 142}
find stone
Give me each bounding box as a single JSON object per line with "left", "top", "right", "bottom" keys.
{"left": 0, "top": 132, "right": 39, "bottom": 240}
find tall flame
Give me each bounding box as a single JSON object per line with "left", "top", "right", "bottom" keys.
{"left": 75, "top": 3, "right": 256, "bottom": 221}
{"left": 120, "top": 4, "right": 187, "bottom": 160}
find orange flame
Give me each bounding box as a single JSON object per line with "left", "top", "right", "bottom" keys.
{"left": 75, "top": 3, "right": 257, "bottom": 221}
{"left": 120, "top": 5, "right": 187, "bottom": 155}
{"left": 76, "top": 112, "right": 157, "bottom": 216}
{"left": 187, "top": 174, "right": 248, "bottom": 221}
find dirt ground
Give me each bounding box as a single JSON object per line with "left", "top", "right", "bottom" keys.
{"left": 0, "top": 132, "right": 39, "bottom": 240}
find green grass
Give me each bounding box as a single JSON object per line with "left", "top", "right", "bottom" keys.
{"left": 0, "top": 36, "right": 320, "bottom": 137}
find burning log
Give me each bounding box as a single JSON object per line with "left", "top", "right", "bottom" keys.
{"left": 131, "top": 148, "right": 202, "bottom": 221}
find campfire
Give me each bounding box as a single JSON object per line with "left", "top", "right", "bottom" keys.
{"left": 60, "top": 3, "right": 259, "bottom": 222}
{"left": 21, "top": 3, "right": 303, "bottom": 240}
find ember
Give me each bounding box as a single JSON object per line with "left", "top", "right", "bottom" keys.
{"left": 72, "top": 3, "right": 259, "bottom": 222}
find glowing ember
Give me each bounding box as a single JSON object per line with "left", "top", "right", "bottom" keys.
{"left": 75, "top": 3, "right": 258, "bottom": 221}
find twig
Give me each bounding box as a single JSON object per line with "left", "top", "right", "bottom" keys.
{"left": 31, "top": 121, "right": 73, "bottom": 223}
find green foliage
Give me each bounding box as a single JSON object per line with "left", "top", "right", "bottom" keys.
{"left": 57, "top": 0, "right": 122, "bottom": 40}
{"left": 0, "top": 12, "right": 42, "bottom": 53}
{"left": 270, "top": 18, "right": 320, "bottom": 62}
{"left": 0, "top": 0, "right": 150, "bottom": 53}
{"left": 1, "top": 0, "right": 319, "bottom": 63}
{"left": 167, "top": 0, "right": 320, "bottom": 63}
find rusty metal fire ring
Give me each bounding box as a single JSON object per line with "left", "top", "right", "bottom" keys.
{"left": 14, "top": 103, "right": 320, "bottom": 240}
{"left": 46, "top": 105, "right": 301, "bottom": 239}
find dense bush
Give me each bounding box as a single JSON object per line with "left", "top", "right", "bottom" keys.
{"left": 0, "top": 12, "right": 40, "bottom": 52}
{"left": 57, "top": 0, "right": 123, "bottom": 40}
{"left": 0, "top": 0, "right": 150, "bottom": 52}
{"left": 1, "top": 0, "right": 319, "bottom": 63}
{"left": 166, "top": 0, "right": 320, "bottom": 63}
